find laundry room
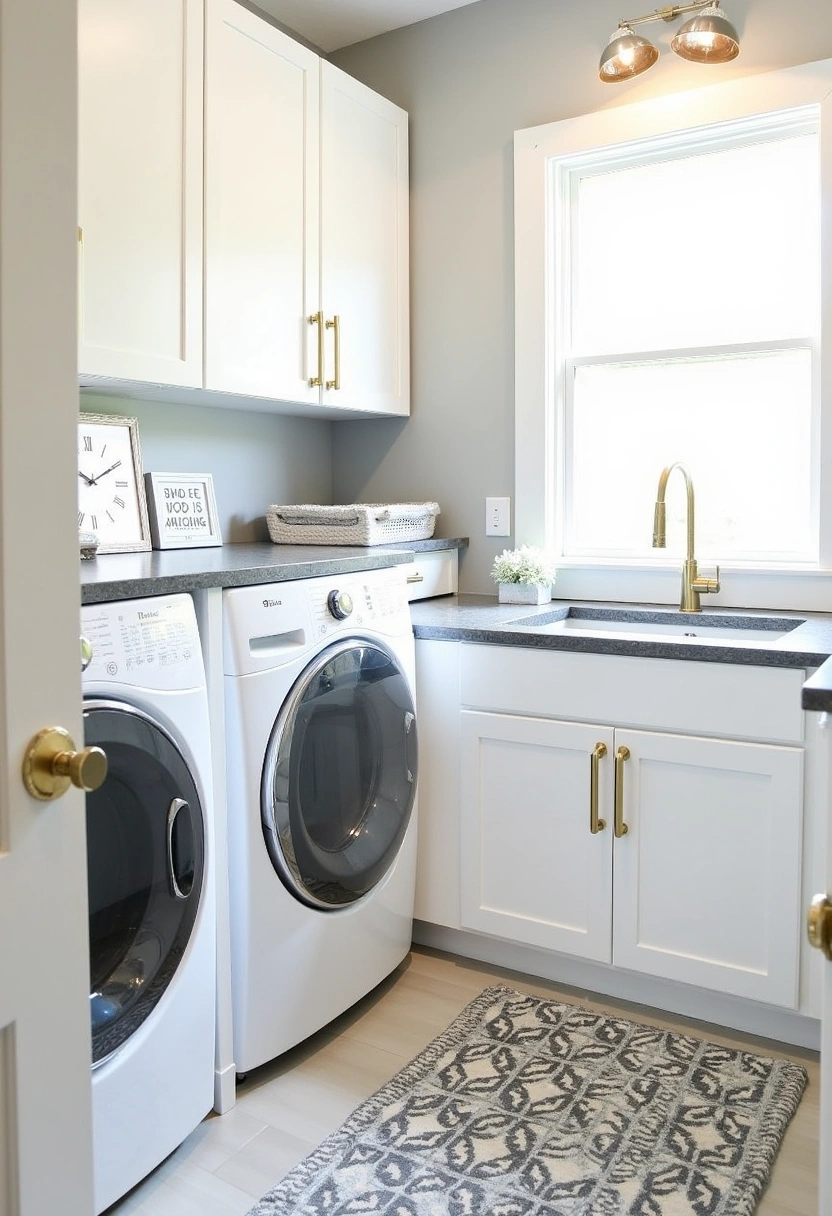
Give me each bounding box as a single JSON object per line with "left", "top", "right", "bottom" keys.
{"left": 4, "top": 1, "right": 832, "bottom": 1215}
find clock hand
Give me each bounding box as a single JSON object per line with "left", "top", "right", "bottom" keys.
{"left": 92, "top": 459, "right": 123, "bottom": 482}
{"left": 78, "top": 470, "right": 95, "bottom": 486}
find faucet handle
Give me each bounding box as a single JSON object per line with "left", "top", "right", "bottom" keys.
{"left": 693, "top": 564, "right": 720, "bottom": 595}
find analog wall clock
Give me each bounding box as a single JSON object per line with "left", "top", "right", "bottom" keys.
{"left": 77, "top": 412, "right": 151, "bottom": 553}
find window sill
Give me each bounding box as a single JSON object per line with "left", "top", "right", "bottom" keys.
{"left": 551, "top": 561, "right": 832, "bottom": 614}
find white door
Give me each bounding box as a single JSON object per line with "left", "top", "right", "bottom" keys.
{"left": 612, "top": 729, "right": 803, "bottom": 1009}
{"left": 204, "top": 0, "right": 320, "bottom": 404}
{"left": 460, "top": 710, "right": 614, "bottom": 961}
{"left": 320, "top": 61, "right": 409, "bottom": 416}
{"left": 0, "top": 3, "right": 94, "bottom": 1214}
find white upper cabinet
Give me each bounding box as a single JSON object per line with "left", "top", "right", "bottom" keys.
{"left": 319, "top": 63, "right": 409, "bottom": 416}
{"left": 79, "top": 0, "right": 409, "bottom": 417}
{"left": 203, "top": 0, "right": 409, "bottom": 416}
{"left": 78, "top": 0, "right": 204, "bottom": 387}
{"left": 203, "top": 1, "right": 320, "bottom": 405}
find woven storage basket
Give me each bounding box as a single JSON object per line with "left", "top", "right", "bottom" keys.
{"left": 266, "top": 502, "right": 440, "bottom": 546}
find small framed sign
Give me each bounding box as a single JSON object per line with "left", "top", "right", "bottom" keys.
{"left": 144, "top": 472, "right": 222, "bottom": 550}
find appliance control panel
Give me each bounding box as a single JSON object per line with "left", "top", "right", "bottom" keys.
{"left": 309, "top": 573, "right": 409, "bottom": 639}
{"left": 80, "top": 595, "right": 205, "bottom": 690}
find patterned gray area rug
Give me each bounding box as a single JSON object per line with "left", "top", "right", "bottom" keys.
{"left": 246, "top": 985, "right": 807, "bottom": 1216}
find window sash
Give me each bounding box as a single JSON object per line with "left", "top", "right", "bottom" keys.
{"left": 560, "top": 342, "right": 819, "bottom": 565}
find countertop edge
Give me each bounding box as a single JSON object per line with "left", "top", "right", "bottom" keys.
{"left": 410, "top": 595, "right": 832, "bottom": 672}
{"left": 79, "top": 538, "right": 468, "bottom": 604}
{"left": 801, "top": 656, "right": 832, "bottom": 710}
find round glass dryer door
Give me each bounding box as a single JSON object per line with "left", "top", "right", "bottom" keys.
{"left": 262, "top": 638, "right": 418, "bottom": 909}
{"left": 83, "top": 700, "right": 205, "bottom": 1067}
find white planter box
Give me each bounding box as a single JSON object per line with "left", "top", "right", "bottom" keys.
{"left": 498, "top": 582, "right": 551, "bottom": 605}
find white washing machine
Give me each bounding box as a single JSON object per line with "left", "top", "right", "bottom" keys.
{"left": 80, "top": 593, "right": 216, "bottom": 1214}
{"left": 223, "top": 565, "right": 418, "bottom": 1074}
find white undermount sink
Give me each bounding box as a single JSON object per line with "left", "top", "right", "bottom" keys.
{"left": 511, "top": 608, "right": 804, "bottom": 644}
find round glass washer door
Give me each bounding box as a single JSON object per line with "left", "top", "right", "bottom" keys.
{"left": 83, "top": 699, "right": 205, "bottom": 1067}
{"left": 262, "top": 638, "right": 418, "bottom": 910}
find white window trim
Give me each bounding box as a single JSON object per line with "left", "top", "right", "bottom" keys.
{"left": 514, "top": 57, "right": 832, "bottom": 612}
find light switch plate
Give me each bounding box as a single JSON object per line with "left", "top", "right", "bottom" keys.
{"left": 486, "top": 496, "right": 511, "bottom": 536}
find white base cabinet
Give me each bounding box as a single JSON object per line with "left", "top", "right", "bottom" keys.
{"left": 415, "top": 638, "right": 809, "bottom": 1021}
{"left": 461, "top": 711, "right": 802, "bottom": 1008}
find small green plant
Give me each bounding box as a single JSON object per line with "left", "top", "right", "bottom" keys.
{"left": 491, "top": 545, "right": 557, "bottom": 587}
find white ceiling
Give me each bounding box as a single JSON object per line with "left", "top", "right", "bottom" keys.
{"left": 252, "top": 0, "right": 483, "bottom": 52}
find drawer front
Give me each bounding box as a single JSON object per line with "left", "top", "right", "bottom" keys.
{"left": 405, "top": 550, "right": 458, "bottom": 601}
{"left": 460, "top": 643, "right": 806, "bottom": 743}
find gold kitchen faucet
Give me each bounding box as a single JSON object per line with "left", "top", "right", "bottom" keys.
{"left": 652, "top": 462, "right": 720, "bottom": 611}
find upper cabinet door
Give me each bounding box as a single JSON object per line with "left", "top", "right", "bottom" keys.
{"left": 78, "top": 0, "right": 203, "bottom": 386}
{"left": 320, "top": 63, "right": 410, "bottom": 417}
{"left": 204, "top": 0, "right": 320, "bottom": 404}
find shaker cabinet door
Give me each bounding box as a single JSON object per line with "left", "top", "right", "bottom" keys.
{"left": 320, "top": 63, "right": 410, "bottom": 416}
{"left": 78, "top": 0, "right": 203, "bottom": 386}
{"left": 204, "top": 0, "right": 320, "bottom": 404}
{"left": 611, "top": 728, "right": 803, "bottom": 1008}
{"left": 460, "top": 710, "right": 615, "bottom": 962}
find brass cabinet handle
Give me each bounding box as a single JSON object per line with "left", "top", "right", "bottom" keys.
{"left": 325, "top": 314, "right": 340, "bottom": 390}
{"left": 808, "top": 894, "right": 832, "bottom": 960}
{"left": 22, "top": 726, "right": 107, "bottom": 801}
{"left": 590, "top": 742, "right": 607, "bottom": 834}
{"left": 614, "top": 744, "right": 630, "bottom": 838}
{"left": 308, "top": 311, "right": 324, "bottom": 387}
{"left": 406, "top": 573, "right": 424, "bottom": 584}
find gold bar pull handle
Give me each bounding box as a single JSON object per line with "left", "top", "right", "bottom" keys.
{"left": 590, "top": 742, "right": 607, "bottom": 834}
{"left": 308, "top": 311, "right": 324, "bottom": 387}
{"left": 614, "top": 745, "right": 630, "bottom": 838}
{"left": 325, "top": 314, "right": 340, "bottom": 390}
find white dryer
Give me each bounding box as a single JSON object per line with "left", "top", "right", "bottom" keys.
{"left": 80, "top": 593, "right": 215, "bottom": 1214}
{"left": 223, "top": 565, "right": 418, "bottom": 1074}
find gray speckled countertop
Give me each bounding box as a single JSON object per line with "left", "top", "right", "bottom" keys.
{"left": 410, "top": 593, "right": 832, "bottom": 674}
{"left": 79, "top": 544, "right": 832, "bottom": 704}
{"left": 79, "top": 537, "right": 468, "bottom": 604}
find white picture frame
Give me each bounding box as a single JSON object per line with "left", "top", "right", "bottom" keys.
{"left": 78, "top": 412, "right": 152, "bottom": 553}
{"left": 144, "top": 472, "right": 222, "bottom": 550}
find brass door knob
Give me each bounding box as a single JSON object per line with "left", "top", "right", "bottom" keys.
{"left": 22, "top": 727, "right": 108, "bottom": 801}
{"left": 807, "top": 894, "right": 832, "bottom": 961}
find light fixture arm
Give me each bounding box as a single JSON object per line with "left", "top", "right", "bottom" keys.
{"left": 618, "top": 1, "right": 717, "bottom": 31}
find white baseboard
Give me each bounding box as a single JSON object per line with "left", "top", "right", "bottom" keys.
{"left": 413, "top": 921, "right": 821, "bottom": 1052}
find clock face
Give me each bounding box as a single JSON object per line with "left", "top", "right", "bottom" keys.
{"left": 78, "top": 418, "right": 149, "bottom": 552}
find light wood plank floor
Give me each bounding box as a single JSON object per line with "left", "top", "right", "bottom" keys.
{"left": 106, "top": 946, "right": 819, "bottom": 1215}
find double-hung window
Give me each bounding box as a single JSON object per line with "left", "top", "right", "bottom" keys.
{"left": 514, "top": 59, "right": 832, "bottom": 609}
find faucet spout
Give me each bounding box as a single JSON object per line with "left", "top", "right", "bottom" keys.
{"left": 652, "top": 463, "right": 720, "bottom": 612}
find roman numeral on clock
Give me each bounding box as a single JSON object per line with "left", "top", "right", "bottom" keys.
{"left": 113, "top": 496, "right": 125, "bottom": 509}
{"left": 83, "top": 436, "right": 92, "bottom": 452}
{"left": 90, "top": 515, "right": 98, "bottom": 531}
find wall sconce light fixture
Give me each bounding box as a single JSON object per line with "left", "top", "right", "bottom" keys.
{"left": 599, "top": 2, "right": 740, "bottom": 84}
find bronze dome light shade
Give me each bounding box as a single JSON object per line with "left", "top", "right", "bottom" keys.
{"left": 671, "top": 3, "right": 740, "bottom": 63}
{"left": 599, "top": 2, "right": 740, "bottom": 84}
{"left": 599, "top": 26, "right": 660, "bottom": 83}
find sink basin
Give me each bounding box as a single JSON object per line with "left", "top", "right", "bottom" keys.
{"left": 510, "top": 608, "right": 804, "bottom": 645}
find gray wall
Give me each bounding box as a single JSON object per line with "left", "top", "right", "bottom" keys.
{"left": 80, "top": 393, "right": 332, "bottom": 543}
{"left": 332, "top": 0, "right": 832, "bottom": 592}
